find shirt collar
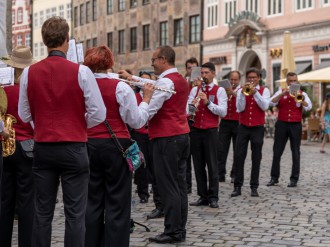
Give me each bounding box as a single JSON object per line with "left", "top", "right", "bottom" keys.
{"left": 158, "top": 68, "right": 178, "bottom": 78}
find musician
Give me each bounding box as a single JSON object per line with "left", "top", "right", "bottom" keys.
{"left": 218, "top": 71, "right": 241, "bottom": 183}
{"left": 0, "top": 46, "right": 35, "bottom": 247}
{"left": 188, "top": 62, "right": 227, "bottom": 208}
{"left": 119, "top": 45, "right": 190, "bottom": 244}
{"left": 18, "top": 17, "right": 106, "bottom": 247}
{"left": 83, "top": 46, "right": 154, "bottom": 247}
{"left": 231, "top": 67, "right": 270, "bottom": 197}
{"left": 184, "top": 57, "right": 199, "bottom": 194}
{"left": 267, "top": 72, "right": 311, "bottom": 187}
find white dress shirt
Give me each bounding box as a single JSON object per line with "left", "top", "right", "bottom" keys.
{"left": 18, "top": 64, "right": 106, "bottom": 128}
{"left": 236, "top": 85, "right": 270, "bottom": 113}
{"left": 269, "top": 88, "right": 312, "bottom": 111}
{"left": 94, "top": 73, "right": 150, "bottom": 129}
{"left": 187, "top": 82, "right": 228, "bottom": 117}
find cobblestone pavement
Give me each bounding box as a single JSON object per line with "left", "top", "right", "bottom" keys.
{"left": 12, "top": 138, "right": 330, "bottom": 247}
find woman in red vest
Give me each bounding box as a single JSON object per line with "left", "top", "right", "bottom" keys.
{"left": 83, "top": 46, "right": 154, "bottom": 247}
{"left": 0, "top": 45, "right": 35, "bottom": 247}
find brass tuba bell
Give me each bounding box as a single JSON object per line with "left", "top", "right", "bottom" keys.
{"left": 0, "top": 86, "right": 17, "bottom": 157}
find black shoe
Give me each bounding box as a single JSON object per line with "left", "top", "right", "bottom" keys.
{"left": 149, "top": 233, "right": 184, "bottom": 244}
{"left": 147, "top": 209, "right": 164, "bottom": 219}
{"left": 140, "top": 197, "right": 148, "bottom": 203}
{"left": 219, "top": 176, "right": 226, "bottom": 182}
{"left": 189, "top": 198, "right": 209, "bottom": 206}
{"left": 267, "top": 178, "right": 279, "bottom": 186}
{"left": 209, "top": 200, "right": 219, "bottom": 208}
{"left": 230, "top": 187, "right": 241, "bottom": 197}
{"left": 288, "top": 181, "right": 297, "bottom": 187}
{"left": 187, "top": 187, "right": 192, "bottom": 194}
{"left": 251, "top": 188, "right": 259, "bottom": 197}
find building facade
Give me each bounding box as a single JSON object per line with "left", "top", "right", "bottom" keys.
{"left": 72, "top": 0, "right": 202, "bottom": 74}
{"left": 203, "top": 0, "right": 330, "bottom": 105}
{"left": 32, "top": 0, "right": 72, "bottom": 61}
{"left": 12, "top": 0, "right": 31, "bottom": 49}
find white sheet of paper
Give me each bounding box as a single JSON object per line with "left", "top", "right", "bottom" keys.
{"left": 190, "top": 67, "right": 201, "bottom": 82}
{"left": 218, "top": 79, "right": 231, "bottom": 89}
{"left": 0, "top": 67, "right": 14, "bottom": 86}
{"left": 67, "top": 39, "right": 78, "bottom": 63}
{"left": 76, "top": 43, "right": 84, "bottom": 63}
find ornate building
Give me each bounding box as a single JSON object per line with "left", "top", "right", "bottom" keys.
{"left": 12, "top": 0, "right": 31, "bottom": 49}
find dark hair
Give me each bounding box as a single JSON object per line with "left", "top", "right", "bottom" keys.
{"left": 286, "top": 72, "right": 297, "bottom": 79}
{"left": 245, "top": 67, "right": 261, "bottom": 77}
{"left": 157, "top": 45, "right": 175, "bottom": 66}
{"left": 139, "top": 71, "right": 152, "bottom": 78}
{"left": 201, "top": 62, "right": 216, "bottom": 72}
{"left": 326, "top": 92, "right": 330, "bottom": 99}
{"left": 84, "top": 46, "right": 114, "bottom": 73}
{"left": 229, "top": 70, "right": 241, "bottom": 80}
{"left": 42, "top": 16, "right": 69, "bottom": 48}
{"left": 185, "top": 57, "right": 199, "bottom": 68}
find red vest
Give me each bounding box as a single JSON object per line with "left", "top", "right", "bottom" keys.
{"left": 4, "top": 85, "right": 33, "bottom": 141}
{"left": 88, "top": 79, "right": 130, "bottom": 138}
{"left": 148, "top": 72, "right": 190, "bottom": 139}
{"left": 239, "top": 87, "right": 266, "bottom": 127}
{"left": 134, "top": 93, "right": 148, "bottom": 135}
{"left": 277, "top": 92, "right": 303, "bottom": 122}
{"left": 223, "top": 87, "right": 239, "bottom": 121}
{"left": 192, "top": 84, "right": 220, "bottom": 129}
{"left": 27, "top": 57, "right": 87, "bottom": 142}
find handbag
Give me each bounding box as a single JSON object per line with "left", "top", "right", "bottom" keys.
{"left": 19, "top": 139, "right": 34, "bottom": 159}
{"left": 104, "top": 120, "right": 145, "bottom": 172}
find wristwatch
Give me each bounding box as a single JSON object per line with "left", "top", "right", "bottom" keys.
{"left": 206, "top": 100, "right": 211, "bottom": 106}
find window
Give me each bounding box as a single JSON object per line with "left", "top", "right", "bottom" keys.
{"left": 12, "top": 10, "right": 15, "bottom": 25}
{"left": 74, "top": 7, "right": 78, "bottom": 27}
{"left": 272, "top": 63, "right": 281, "bottom": 91}
{"left": 51, "top": 7, "right": 56, "bottom": 17}
{"left": 86, "top": 2, "right": 91, "bottom": 23}
{"left": 119, "top": 30, "right": 125, "bottom": 54}
{"left": 296, "top": 0, "right": 313, "bottom": 10}
{"left": 86, "top": 39, "right": 91, "bottom": 49}
{"left": 143, "top": 24, "right": 150, "bottom": 50}
{"left": 17, "top": 7, "right": 23, "bottom": 24}
{"left": 267, "top": 0, "right": 282, "bottom": 15}
{"left": 107, "top": 32, "right": 113, "bottom": 51}
{"left": 59, "top": 5, "right": 64, "bottom": 18}
{"left": 93, "top": 38, "right": 97, "bottom": 47}
{"left": 40, "top": 42, "right": 44, "bottom": 57}
{"left": 25, "top": 33, "right": 30, "bottom": 47}
{"left": 174, "top": 19, "right": 183, "bottom": 46}
{"left": 159, "top": 21, "right": 168, "bottom": 46}
{"left": 80, "top": 4, "right": 84, "bottom": 25}
{"left": 246, "top": 0, "right": 258, "bottom": 13}
{"left": 67, "top": 3, "right": 72, "bottom": 19}
{"left": 189, "top": 15, "right": 200, "bottom": 43}
{"left": 93, "top": 0, "right": 97, "bottom": 21}
{"left": 130, "top": 0, "right": 137, "bottom": 8}
{"left": 17, "top": 34, "right": 22, "bottom": 46}
{"left": 107, "top": 0, "right": 113, "bottom": 14}
{"left": 324, "top": 0, "right": 330, "bottom": 5}
{"left": 119, "top": 0, "right": 125, "bottom": 11}
{"left": 46, "top": 9, "right": 51, "bottom": 19}
{"left": 34, "top": 13, "right": 38, "bottom": 28}
{"left": 143, "top": 0, "right": 150, "bottom": 4}
{"left": 34, "top": 43, "right": 38, "bottom": 57}
{"left": 130, "top": 27, "right": 137, "bottom": 52}
{"left": 207, "top": 0, "right": 218, "bottom": 28}
{"left": 40, "top": 11, "right": 44, "bottom": 26}
{"left": 225, "top": 0, "right": 237, "bottom": 24}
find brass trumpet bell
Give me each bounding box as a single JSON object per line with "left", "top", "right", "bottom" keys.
{"left": 242, "top": 85, "right": 254, "bottom": 96}
{"left": 295, "top": 93, "right": 305, "bottom": 103}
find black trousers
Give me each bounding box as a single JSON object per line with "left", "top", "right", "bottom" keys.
{"left": 234, "top": 125, "right": 264, "bottom": 189}
{"left": 0, "top": 145, "right": 3, "bottom": 215}
{"left": 190, "top": 127, "right": 219, "bottom": 201}
{"left": 85, "top": 138, "right": 132, "bottom": 247}
{"left": 32, "top": 142, "right": 89, "bottom": 247}
{"left": 152, "top": 134, "right": 189, "bottom": 239}
{"left": 0, "top": 142, "right": 34, "bottom": 247}
{"left": 218, "top": 120, "right": 239, "bottom": 179}
{"left": 186, "top": 121, "right": 193, "bottom": 192}
{"left": 270, "top": 120, "right": 302, "bottom": 183}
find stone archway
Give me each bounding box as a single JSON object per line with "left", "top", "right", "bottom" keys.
{"left": 238, "top": 50, "right": 261, "bottom": 81}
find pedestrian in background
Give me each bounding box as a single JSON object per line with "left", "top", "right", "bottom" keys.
{"left": 320, "top": 92, "right": 330, "bottom": 153}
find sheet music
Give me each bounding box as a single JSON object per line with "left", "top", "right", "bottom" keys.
{"left": 218, "top": 79, "right": 231, "bottom": 89}
{"left": 0, "top": 67, "right": 14, "bottom": 86}
{"left": 76, "top": 43, "right": 84, "bottom": 63}
{"left": 289, "top": 83, "right": 301, "bottom": 93}
{"left": 190, "top": 67, "right": 201, "bottom": 82}
{"left": 67, "top": 39, "right": 78, "bottom": 63}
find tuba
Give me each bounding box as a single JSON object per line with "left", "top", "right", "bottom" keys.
{"left": 242, "top": 82, "right": 255, "bottom": 96}
{"left": 0, "top": 86, "right": 17, "bottom": 157}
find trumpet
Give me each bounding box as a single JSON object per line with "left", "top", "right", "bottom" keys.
{"left": 242, "top": 82, "right": 255, "bottom": 96}
{"left": 289, "top": 90, "right": 305, "bottom": 103}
